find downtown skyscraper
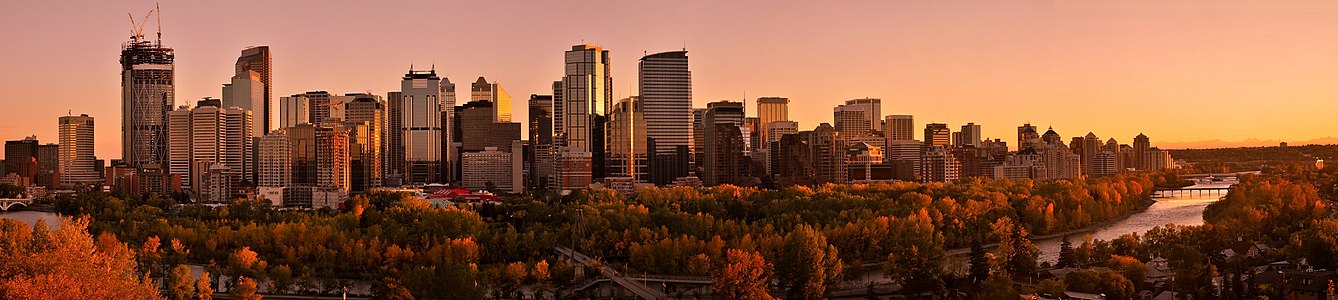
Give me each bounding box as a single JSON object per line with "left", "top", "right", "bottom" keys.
{"left": 639, "top": 50, "right": 692, "bottom": 185}
{"left": 400, "top": 69, "right": 443, "bottom": 184}
{"left": 555, "top": 44, "right": 612, "bottom": 188}
{"left": 234, "top": 46, "right": 272, "bottom": 133}
{"left": 58, "top": 114, "right": 99, "bottom": 188}
{"left": 120, "top": 34, "right": 175, "bottom": 168}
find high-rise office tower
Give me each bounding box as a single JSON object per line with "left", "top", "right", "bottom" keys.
{"left": 401, "top": 69, "right": 443, "bottom": 184}
{"left": 385, "top": 91, "right": 404, "bottom": 185}
{"left": 121, "top": 33, "right": 175, "bottom": 168}
{"left": 763, "top": 121, "right": 799, "bottom": 175}
{"left": 439, "top": 78, "right": 457, "bottom": 184}
{"left": 345, "top": 94, "right": 385, "bottom": 190}
{"left": 924, "top": 123, "right": 950, "bottom": 147}
{"left": 833, "top": 104, "right": 871, "bottom": 137}
{"left": 278, "top": 95, "right": 310, "bottom": 129}
{"left": 606, "top": 97, "right": 647, "bottom": 181}
{"left": 316, "top": 125, "right": 350, "bottom": 192}
{"left": 691, "top": 108, "right": 707, "bottom": 174}
{"left": 223, "top": 71, "right": 266, "bottom": 137}
{"left": 885, "top": 115, "right": 914, "bottom": 141}
{"left": 756, "top": 97, "right": 789, "bottom": 157}
{"left": 844, "top": 98, "right": 882, "bottom": 131}
{"left": 257, "top": 131, "right": 291, "bottom": 188}
{"left": 756, "top": 97, "right": 789, "bottom": 129}
{"left": 558, "top": 44, "right": 613, "bottom": 185}
{"left": 640, "top": 51, "right": 692, "bottom": 185}
{"left": 58, "top": 114, "right": 98, "bottom": 188}
{"left": 470, "top": 77, "right": 512, "bottom": 122}
{"left": 1133, "top": 133, "right": 1150, "bottom": 170}
{"left": 702, "top": 101, "right": 746, "bottom": 185}
{"left": 4, "top": 137, "right": 39, "bottom": 184}
{"left": 292, "top": 91, "right": 336, "bottom": 126}
{"left": 167, "top": 104, "right": 253, "bottom": 198}
{"left": 527, "top": 94, "right": 555, "bottom": 189}
{"left": 1080, "top": 133, "right": 1102, "bottom": 176}
{"left": 1017, "top": 123, "right": 1039, "bottom": 151}
{"left": 234, "top": 46, "right": 272, "bottom": 132}
{"left": 455, "top": 100, "right": 496, "bottom": 152}
{"left": 955, "top": 123, "right": 981, "bottom": 147}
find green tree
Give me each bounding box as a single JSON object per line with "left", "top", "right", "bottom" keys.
{"left": 167, "top": 264, "right": 196, "bottom": 300}
{"left": 775, "top": 225, "right": 844, "bottom": 299}
{"left": 1063, "top": 269, "right": 1135, "bottom": 300}
{"left": 968, "top": 240, "right": 989, "bottom": 284}
{"left": 1057, "top": 236, "right": 1076, "bottom": 268}
{"left": 978, "top": 273, "right": 1018, "bottom": 300}
{"left": 714, "top": 249, "right": 775, "bottom": 300}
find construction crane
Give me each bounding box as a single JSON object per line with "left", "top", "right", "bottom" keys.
{"left": 126, "top": 4, "right": 161, "bottom": 43}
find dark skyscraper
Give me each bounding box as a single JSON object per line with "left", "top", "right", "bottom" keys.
{"left": 235, "top": 46, "right": 272, "bottom": 132}
{"left": 528, "top": 94, "right": 554, "bottom": 188}
{"left": 638, "top": 51, "right": 692, "bottom": 184}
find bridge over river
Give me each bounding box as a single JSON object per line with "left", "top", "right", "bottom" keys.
{"left": 0, "top": 198, "right": 32, "bottom": 211}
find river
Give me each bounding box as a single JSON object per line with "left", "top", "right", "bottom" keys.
{"left": 0, "top": 210, "right": 63, "bottom": 228}
{"left": 1033, "top": 179, "right": 1235, "bottom": 263}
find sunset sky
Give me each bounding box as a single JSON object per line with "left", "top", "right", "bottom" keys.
{"left": 2, "top": 1, "right": 1337, "bottom": 159}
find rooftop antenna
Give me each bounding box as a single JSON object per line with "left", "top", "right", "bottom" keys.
{"left": 683, "top": 40, "right": 686, "bottom": 51}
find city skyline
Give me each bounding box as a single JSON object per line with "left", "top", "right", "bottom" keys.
{"left": 5, "top": 1, "right": 1338, "bottom": 159}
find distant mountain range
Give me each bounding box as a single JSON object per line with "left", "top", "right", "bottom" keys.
{"left": 1161, "top": 137, "right": 1338, "bottom": 149}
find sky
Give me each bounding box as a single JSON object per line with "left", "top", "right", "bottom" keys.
{"left": 2, "top": 1, "right": 1338, "bottom": 159}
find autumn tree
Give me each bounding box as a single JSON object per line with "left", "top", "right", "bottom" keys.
{"left": 0, "top": 217, "right": 162, "bottom": 300}
{"left": 992, "top": 217, "right": 1038, "bottom": 279}
{"left": 714, "top": 249, "right": 775, "bottom": 300}
{"left": 197, "top": 272, "right": 214, "bottom": 300}
{"left": 231, "top": 276, "right": 262, "bottom": 300}
{"left": 775, "top": 225, "right": 844, "bottom": 299}
{"left": 226, "top": 247, "right": 268, "bottom": 284}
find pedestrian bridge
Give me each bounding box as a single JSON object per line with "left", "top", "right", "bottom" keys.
{"left": 0, "top": 198, "right": 33, "bottom": 211}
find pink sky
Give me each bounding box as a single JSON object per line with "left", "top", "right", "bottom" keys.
{"left": 2, "top": 1, "right": 1338, "bottom": 159}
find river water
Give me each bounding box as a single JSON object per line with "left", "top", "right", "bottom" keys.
{"left": 1033, "top": 179, "right": 1234, "bottom": 263}
{"left": 0, "top": 210, "right": 63, "bottom": 228}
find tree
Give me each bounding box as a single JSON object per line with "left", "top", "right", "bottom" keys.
{"left": 969, "top": 240, "right": 990, "bottom": 284}
{"left": 269, "top": 265, "right": 293, "bottom": 294}
{"left": 1034, "top": 278, "right": 1065, "bottom": 298}
{"left": 1057, "top": 236, "right": 1076, "bottom": 268}
{"left": 197, "top": 272, "right": 215, "bottom": 300}
{"left": 227, "top": 247, "right": 267, "bottom": 283}
{"left": 775, "top": 225, "right": 844, "bottom": 299}
{"left": 0, "top": 217, "right": 163, "bottom": 300}
{"left": 883, "top": 213, "right": 946, "bottom": 295}
{"left": 1063, "top": 269, "right": 1135, "bottom": 300}
{"left": 167, "top": 264, "right": 196, "bottom": 300}
{"left": 714, "top": 249, "right": 775, "bottom": 300}
{"left": 992, "top": 217, "right": 1038, "bottom": 279}
{"left": 231, "top": 276, "right": 262, "bottom": 300}
{"left": 977, "top": 273, "right": 1018, "bottom": 300}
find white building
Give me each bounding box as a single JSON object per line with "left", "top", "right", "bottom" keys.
{"left": 461, "top": 146, "right": 523, "bottom": 193}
